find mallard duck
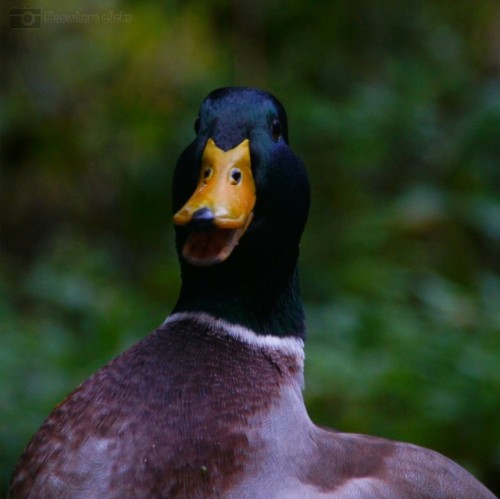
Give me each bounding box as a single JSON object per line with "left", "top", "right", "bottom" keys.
{"left": 8, "top": 87, "right": 494, "bottom": 498}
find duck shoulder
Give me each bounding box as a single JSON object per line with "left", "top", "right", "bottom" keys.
{"left": 289, "top": 428, "right": 497, "bottom": 498}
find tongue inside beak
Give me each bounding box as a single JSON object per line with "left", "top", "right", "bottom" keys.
{"left": 181, "top": 214, "right": 254, "bottom": 267}
{"left": 173, "top": 138, "right": 256, "bottom": 267}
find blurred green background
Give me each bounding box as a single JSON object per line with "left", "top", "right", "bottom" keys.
{"left": 1, "top": 0, "right": 500, "bottom": 495}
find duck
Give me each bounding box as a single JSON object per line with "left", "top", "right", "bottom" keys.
{"left": 8, "top": 87, "right": 495, "bottom": 498}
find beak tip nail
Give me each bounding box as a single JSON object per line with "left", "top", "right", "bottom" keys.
{"left": 188, "top": 207, "right": 215, "bottom": 229}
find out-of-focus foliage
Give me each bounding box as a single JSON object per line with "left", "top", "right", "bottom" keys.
{"left": 1, "top": 0, "right": 499, "bottom": 494}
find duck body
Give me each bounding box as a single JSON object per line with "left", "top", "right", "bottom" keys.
{"left": 9, "top": 313, "right": 494, "bottom": 498}
{"left": 8, "top": 88, "right": 495, "bottom": 498}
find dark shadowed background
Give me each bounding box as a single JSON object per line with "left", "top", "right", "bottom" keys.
{"left": 1, "top": 0, "right": 500, "bottom": 495}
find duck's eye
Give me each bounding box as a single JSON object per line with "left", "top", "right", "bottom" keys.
{"left": 194, "top": 117, "right": 201, "bottom": 134}
{"left": 271, "top": 119, "right": 282, "bottom": 142}
{"left": 230, "top": 168, "right": 242, "bottom": 185}
{"left": 202, "top": 167, "right": 213, "bottom": 182}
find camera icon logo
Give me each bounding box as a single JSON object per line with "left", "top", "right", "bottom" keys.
{"left": 10, "top": 8, "right": 42, "bottom": 28}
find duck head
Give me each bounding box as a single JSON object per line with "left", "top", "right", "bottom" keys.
{"left": 172, "top": 87, "right": 310, "bottom": 337}
{"left": 173, "top": 87, "right": 310, "bottom": 267}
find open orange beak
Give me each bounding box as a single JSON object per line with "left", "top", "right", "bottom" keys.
{"left": 173, "top": 138, "right": 256, "bottom": 266}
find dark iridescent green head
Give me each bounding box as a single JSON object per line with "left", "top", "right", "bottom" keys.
{"left": 172, "top": 87, "right": 310, "bottom": 338}
{"left": 197, "top": 87, "right": 289, "bottom": 148}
